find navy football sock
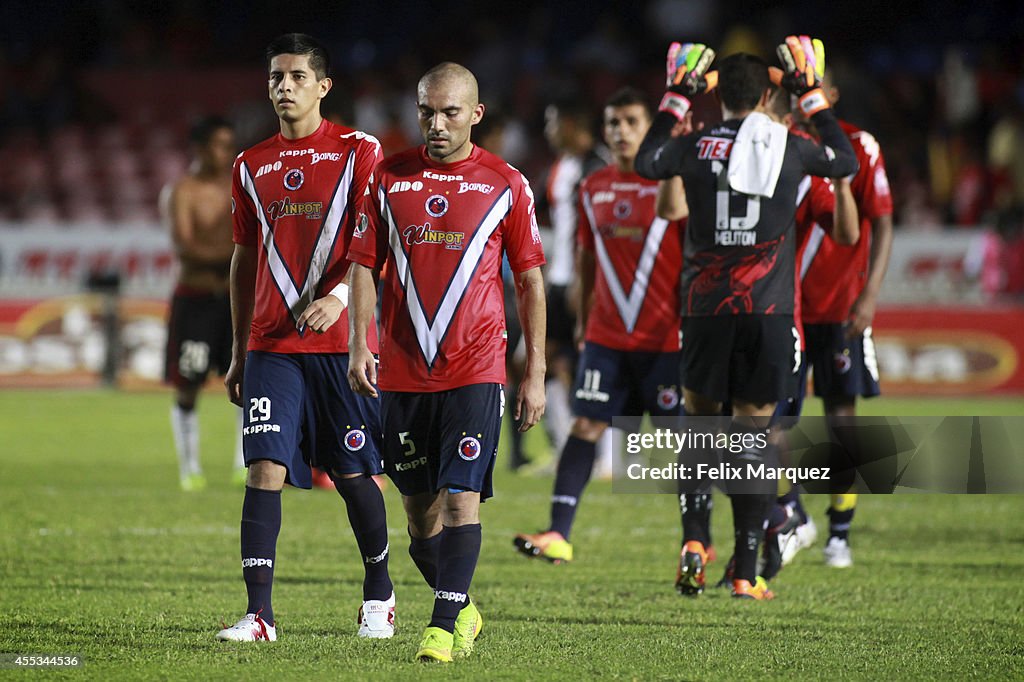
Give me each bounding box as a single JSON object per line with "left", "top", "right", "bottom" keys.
{"left": 549, "top": 435, "right": 598, "bottom": 540}
{"left": 409, "top": 530, "right": 442, "bottom": 589}
{"left": 429, "top": 524, "right": 481, "bottom": 633}
{"left": 240, "top": 486, "right": 281, "bottom": 622}
{"left": 828, "top": 506, "right": 855, "bottom": 541}
{"left": 333, "top": 475, "right": 393, "bottom": 601}
{"left": 681, "top": 493, "right": 713, "bottom": 547}
{"left": 731, "top": 493, "right": 773, "bottom": 584}
{"left": 767, "top": 501, "right": 790, "bottom": 534}
{"left": 677, "top": 409, "right": 716, "bottom": 547}
{"left": 778, "top": 488, "right": 807, "bottom": 524}
{"left": 726, "top": 421, "right": 776, "bottom": 584}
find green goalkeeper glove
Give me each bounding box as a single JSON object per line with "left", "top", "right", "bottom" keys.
{"left": 661, "top": 42, "right": 716, "bottom": 122}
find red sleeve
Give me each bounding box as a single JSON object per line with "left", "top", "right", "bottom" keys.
{"left": 350, "top": 135, "right": 383, "bottom": 237}
{"left": 346, "top": 165, "right": 386, "bottom": 271}
{"left": 576, "top": 182, "right": 595, "bottom": 252}
{"left": 851, "top": 132, "right": 893, "bottom": 221}
{"left": 344, "top": 135, "right": 384, "bottom": 268}
{"left": 503, "top": 167, "right": 547, "bottom": 274}
{"left": 231, "top": 155, "right": 258, "bottom": 246}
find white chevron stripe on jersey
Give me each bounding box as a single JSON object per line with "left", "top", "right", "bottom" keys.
{"left": 795, "top": 175, "right": 812, "bottom": 206}
{"left": 795, "top": 175, "right": 824, "bottom": 281}
{"left": 384, "top": 185, "right": 512, "bottom": 368}
{"left": 582, "top": 191, "right": 670, "bottom": 334}
{"left": 240, "top": 151, "right": 355, "bottom": 330}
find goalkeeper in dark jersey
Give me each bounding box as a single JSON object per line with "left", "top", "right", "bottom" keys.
{"left": 635, "top": 38, "right": 858, "bottom": 600}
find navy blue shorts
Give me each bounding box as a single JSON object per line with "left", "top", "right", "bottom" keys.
{"left": 804, "top": 323, "right": 881, "bottom": 400}
{"left": 572, "top": 341, "right": 682, "bottom": 422}
{"left": 381, "top": 383, "right": 503, "bottom": 501}
{"left": 242, "top": 351, "right": 383, "bottom": 489}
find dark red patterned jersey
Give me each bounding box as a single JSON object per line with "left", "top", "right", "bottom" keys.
{"left": 232, "top": 119, "right": 381, "bottom": 354}
{"left": 348, "top": 145, "right": 545, "bottom": 392}
{"left": 800, "top": 120, "right": 893, "bottom": 323}
{"left": 577, "top": 165, "right": 684, "bottom": 352}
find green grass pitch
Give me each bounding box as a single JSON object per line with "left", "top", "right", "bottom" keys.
{"left": 1, "top": 390, "right": 1022, "bottom": 680}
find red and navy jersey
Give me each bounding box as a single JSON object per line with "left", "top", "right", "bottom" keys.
{"left": 800, "top": 120, "right": 893, "bottom": 324}
{"left": 577, "top": 166, "right": 684, "bottom": 352}
{"left": 793, "top": 175, "right": 837, "bottom": 349}
{"left": 347, "top": 144, "right": 545, "bottom": 392}
{"left": 232, "top": 119, "right": 381, "bottom": 354}
{"left": 635, "top": 109, "right": 858, "bottom": 317}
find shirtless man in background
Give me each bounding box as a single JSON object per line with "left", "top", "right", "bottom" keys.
{"left": 162, "top": 115, "right": 241, "bottom": 491}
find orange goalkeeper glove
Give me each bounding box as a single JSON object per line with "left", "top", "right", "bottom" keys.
{"left": 776, "top": 35, "right": 829, "bottom": 115}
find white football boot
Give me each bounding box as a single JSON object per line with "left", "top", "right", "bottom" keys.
{"left": 357, "top": 592, "right": 395, "bottom": 638}
{"left": 780, "top": 515, "right": 818, "bottom": 566}
{"left": 216, "top": 613, "right": 277, "bottom": 642}
{"left": 823, "top": 536, "right": 853, "bottom": 568}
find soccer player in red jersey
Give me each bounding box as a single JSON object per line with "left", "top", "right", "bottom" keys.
{"left": 513, "top": 87, "right": 686, "bottom": 564}
{"left": 637, "top": 41, "right": 858, "bottom": 600}
{"left": 791, "top": 67, "right": 895, "bottom": 568}
{"left": 216, "top": 34, "right": 395, "bottom": 643}
{"left": 347, "top": 63, "right": 546, "bottom": 663}
{"left": 161, "top": 116, "right": 240, "bottom": 492}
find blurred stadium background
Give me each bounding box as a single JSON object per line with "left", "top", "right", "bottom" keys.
{"left": 1, "top": 0, "right": 1023, "bottom": 398}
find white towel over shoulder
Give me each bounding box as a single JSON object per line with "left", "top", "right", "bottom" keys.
{"left": 727, "top": 112, "right": 788, "bottom": 198}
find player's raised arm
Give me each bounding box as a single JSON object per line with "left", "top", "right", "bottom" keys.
{"left": 636, "top": 42, "right": 716, "bottom": 180}
{"left": 656, "top": 177, "right": 689, "bottom": 221}
{"left": 831, "top": 178, "right": 860, "bottom": 245}
{"left": 777, "top": 36, "right": 858, "bottom": 179}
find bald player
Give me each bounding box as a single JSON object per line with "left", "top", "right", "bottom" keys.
{"left": 348, "top": 62, "right": 546, "bottom": 663}
{"left": 162, "top": 115, "right": 242, "bottom": 491}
